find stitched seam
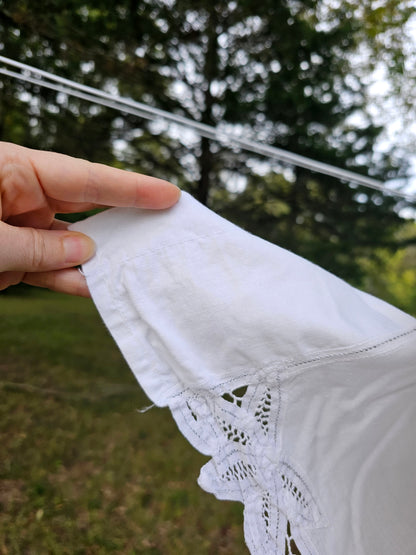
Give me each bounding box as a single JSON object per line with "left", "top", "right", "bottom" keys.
{"left": 87, "top": 228, "right": 230, "bottom": 274}
{"left": 281, "top": 327, "right": 416, "bottom": 372}
{"left": 169, "top": 327, "right": 416, "bottom": 398}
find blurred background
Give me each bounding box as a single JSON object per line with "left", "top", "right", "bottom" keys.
{"left": 1, "top": 1, "right": 416, "bottom": 553}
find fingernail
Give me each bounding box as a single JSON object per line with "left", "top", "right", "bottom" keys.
{"left": 63, "top": 233, "right": 96, "bottom": 264}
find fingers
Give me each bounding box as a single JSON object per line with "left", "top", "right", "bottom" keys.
{"left": 23, "top": 268, "right": 90, "bottom": 297}
{"left": 22, "top": 144, "right": 181, "bottom": 210}
{"left": 0, "top": 270, "right": 24, "bottom": 291}
{"left": 0, "top": 221, "right": 95, "bottom": 273}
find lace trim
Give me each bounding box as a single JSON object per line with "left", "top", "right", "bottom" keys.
{"left": 169, "top": 379, "right": 324, "bottom": 555}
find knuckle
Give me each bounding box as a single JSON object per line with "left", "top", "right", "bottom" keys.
{"left": 0, "top": 146, "right": 32, "bottom": 197}
{"left": 0, "top": 271, "right": 23, "bottom": 290}
{"left": 28, "top": 228, "right": 48, "bottom": 269}
{"left": 84, "top": 163, "right": 101, "bottom": 203}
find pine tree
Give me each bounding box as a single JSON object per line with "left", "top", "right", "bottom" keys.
{"left": 1, "top": 0, "right": 414, "bottom": 282}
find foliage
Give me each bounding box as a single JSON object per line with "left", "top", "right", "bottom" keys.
{"left": 320, "top": 0, "right": 416, "bottom": 159}
{"left": 359, "top": 222, "right": 416, "bottom": 315}
{"left": 0, "top": 0, "right": 184, "bottom": 179}
{"left": 212, "top": 171, "right": 407, "bottom": 284}
{"left": 0, "top": 0, "right": 415, "bottom": 283}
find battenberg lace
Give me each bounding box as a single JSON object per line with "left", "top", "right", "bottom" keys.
{"left": 170, "top": 379, "right": 324, "bottom": 554}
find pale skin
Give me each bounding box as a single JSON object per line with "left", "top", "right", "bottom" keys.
{"left": 0, "top": 142, "right": 181, "bottom": 297}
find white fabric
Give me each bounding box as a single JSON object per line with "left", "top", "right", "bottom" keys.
{"left": 72, "top": 192, "right": 416, "bottom": 554}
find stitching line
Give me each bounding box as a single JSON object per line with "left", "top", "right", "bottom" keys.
{"left": 169, "top": 327, "right": 416, "bottom": 399}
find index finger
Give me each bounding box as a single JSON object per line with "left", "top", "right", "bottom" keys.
{"left": 23, "top": 144, "right": 181, "bottom": 209}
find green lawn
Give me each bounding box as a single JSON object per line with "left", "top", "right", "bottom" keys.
{"left": 0, "top": 290, "right": 246, "bottom": 554}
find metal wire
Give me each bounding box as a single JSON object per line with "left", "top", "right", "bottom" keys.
{"left": 0, "top": 55, "right": 414, "bottom": 202}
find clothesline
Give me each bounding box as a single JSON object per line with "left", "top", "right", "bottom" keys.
{"left": 0, "top": 55, "right": 414, "bottom": 202}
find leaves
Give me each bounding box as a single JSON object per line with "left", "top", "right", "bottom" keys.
{"left": 0, "top": 0, "right": 414, "bottom": 288}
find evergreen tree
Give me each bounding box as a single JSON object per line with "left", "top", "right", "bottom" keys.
{"left": 0, "top": 0, "right": 182, "bottom": 177}
{"left": 0, "top": 0, "right": 414, "bottom": 282}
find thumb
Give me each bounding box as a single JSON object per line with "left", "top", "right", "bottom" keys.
{"left": 0, "top": 221, "right": 96, "bottom": 273}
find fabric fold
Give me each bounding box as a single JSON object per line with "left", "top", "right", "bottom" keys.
{"left": 71, "top": 192, "right": 416, "bottom": 555}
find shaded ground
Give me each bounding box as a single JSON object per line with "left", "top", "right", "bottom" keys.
{"left": 0, "top": 290, "right": 246, "bottom": 554}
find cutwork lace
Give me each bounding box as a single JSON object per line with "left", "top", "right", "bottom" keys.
{"left": 170, "top": 379, "right": 324, "bottom": 555}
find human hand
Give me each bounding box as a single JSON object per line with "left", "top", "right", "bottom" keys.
{"left": 0, "top": 142, "right": 180, "bottom": 297}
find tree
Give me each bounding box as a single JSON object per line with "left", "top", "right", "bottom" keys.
{"left": 212, "top": 170, "right": 405, "bottom": 283}
{"left": 0, "top": 0, "right": 415, "bottom": 283}
{"left": 0, "top": 0, "right": 183, "bottom": 176}
{"left": 359, "top": 222, "right": 416, "bottom": 315}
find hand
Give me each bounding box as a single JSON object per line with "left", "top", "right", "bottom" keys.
{"left": 0, "top": 142, "right": 180, "bottom": 297}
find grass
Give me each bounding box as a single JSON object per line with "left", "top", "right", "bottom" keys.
{"left": 0, "top": 290, "right": 246, "bottom": 554}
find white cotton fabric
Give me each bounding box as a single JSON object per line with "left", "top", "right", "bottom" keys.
{"left": 71, "top": 192, "right": 416, "bottom": 555}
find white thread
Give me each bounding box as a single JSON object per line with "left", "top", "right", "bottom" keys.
{"left": 137, "top": 403, "right": 155, "bottom": 413}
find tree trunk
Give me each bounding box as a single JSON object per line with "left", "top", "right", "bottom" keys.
{"left": 196, "top": 6, "right": 218, "bottom": 206}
